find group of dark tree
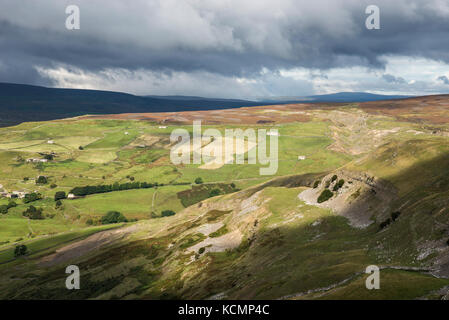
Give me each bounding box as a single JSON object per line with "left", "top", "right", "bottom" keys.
{"left": 317, "top": 175, "right": 345, "bottom": 203}
{"left": 42, "top": 154, "right": 54, "bottom": 161}
{"left": 332, "top": 179, "right": 345, "bottom": 192}
{"left": 22, "top": 205, "right": 44, "bottom": 220}
{"left": 23, "top": 192, "right": 42, "bottom": 204}
{"left": 14, "top": 245, "right": 28, "bottom": 257}
{"left": 69, "top": 181, "right": 160, "bottom": 197}
{"left": 209, "top": 188, "right": 222, "bottom": 197}
{"left": 161, "top": 210, "right": 176, "bottom": 217}
{"left": 101, "top": 211, "right": 128, "bottom": 224}
{"left": 0, "top": 201, "right": 16, "bottom": 214}
{"left": 379, "top": 211, "right": 402, "bottom": 230}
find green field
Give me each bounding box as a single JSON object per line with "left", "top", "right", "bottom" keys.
{"left": 0, "top": 107, "right": 448, "bottom": 300}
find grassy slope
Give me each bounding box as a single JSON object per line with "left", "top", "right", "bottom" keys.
{"left": 0, "top": 108, "right": 448, "bottom": 299}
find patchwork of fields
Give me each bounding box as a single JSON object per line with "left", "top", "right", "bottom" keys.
{"left": 1, "top": 96, "right": 449, "bottom": 299}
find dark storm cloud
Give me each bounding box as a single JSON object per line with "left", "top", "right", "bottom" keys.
{"left": 1, "top": 0, "right": 449, "bottom": 89}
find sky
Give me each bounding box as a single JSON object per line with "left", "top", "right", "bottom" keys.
{"left": 2, "top": 0, "right": 449, "bottom": 99}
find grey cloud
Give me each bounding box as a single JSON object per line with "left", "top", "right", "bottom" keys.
{"left": 1, "top": 0, "right": 449, "bottom": 95}
{"left": 437, "top": 75, "right": 449, "bottom": 85}
{"left": 382, "top": 74, "right": 406, "bottom": 84}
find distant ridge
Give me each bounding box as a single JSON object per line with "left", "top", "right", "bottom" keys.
{"left": 0, "top": 82, "right": 261, "bottom": 127}
{"left": 0, "top": 82, "right": 412, "bottom": 127}
{"left": 258, "top": 92, "right": 411, "bottom": 103}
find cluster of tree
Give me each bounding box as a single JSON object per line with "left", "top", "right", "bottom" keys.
{"left": 22, "top": 205, "right": 44, "bottom": 220}
{"left": 42, "top": 154, "right": 54, "bottom": 160}
{"left": 332, "top": 179, "right": 345, "bottom": 192}
{"left": 0, "top": 201, "right": 17, "bottom": 214}
{"left": 69, "top": 181, "right": 160, "bottom": 197}
{"left": 14, "top": 245, "right": 28, "bottom": 257}
{"left": 209, "top": 188, "right": 222, "bottom": 197}
{"left": 101, "top": 211, "right": 128, "bottom": 224}
{"left": 161, "top": 210, "right": 176, "bottom": 217}
{"left": 391, "top": 211, "right": 401, "bottom": 221}
{"left": 23, "top": 192, "right": 42, "bottom": 204}
{"left": 380, "top": 211, "right": 402, "bottom": 230}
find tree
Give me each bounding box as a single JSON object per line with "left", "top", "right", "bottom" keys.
{"left": 43, "top": 154, "right": 54, "bottom": 160}
{"left": 0, "top": 205, "right": 8, "bottom": 214}
{"left": 317, "top": 189, "right": 334, "bottom": 203}
{"left": 36, "top": 176, "right": 48, "bottom": 184}
{"left": 195, "top": 177, "right": 203, "bottom": 184}
{"left": 101, "top": 211, "right": 127, "bottom": 224}
{"left": 50, "top": 183, "right": 57, "bottom": 189}
{"left": 161, "top": 210, "right": 176, "bottom": 217}
{"left": 55, "top": 200, "right": 62, "bottom": 208}
{"left": 209, "top": 188, "right": 221, "bottom": 197}
{"left": 331, "top": 175, "right": 338, "bottom": 182}
{"left": 313, "top": 180, "right": 320, "bottom": 188}
{"left": 7, "top": 201, "right": 17, "bottom": 209}
{"left": 78, "top": 146, "right": 84, "bottom": 150}
{"left": 14, "top": 245, "right": 28, "bottom": 257}
{"left": 54, "top": 191, "right": 67, "bottom": 201}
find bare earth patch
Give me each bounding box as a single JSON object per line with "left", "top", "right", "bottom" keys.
{"left": 38, "top": 224, "right": 139, "bottom": 267}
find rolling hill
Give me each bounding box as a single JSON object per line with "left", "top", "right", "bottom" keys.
{"left": 0, "top": 94, "right": 448, "bottom": 299}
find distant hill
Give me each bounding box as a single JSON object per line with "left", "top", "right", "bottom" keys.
{"left": 0, "top": 83, "right": 261, "bottom": 127}
{"left": 258, "top": 92, "right": 411, "bottom": 103}
{"left": 0, "top": 83, "right": 412, "bottom": 127}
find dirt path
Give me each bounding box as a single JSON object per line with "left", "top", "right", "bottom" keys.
{"left": 151, "top": 189, "right": 158, "bottom": 210}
